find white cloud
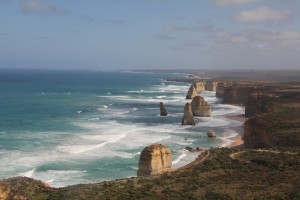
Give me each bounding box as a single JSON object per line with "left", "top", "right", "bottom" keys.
{"left": 21, "top": 0, "right": 68, "bottom": 15}
{"left": 212, "top": 0, "right": 262, "bottom": 5}
{"left": 215, "top": 30, "right": 300, "bottom": 52}
{"left": 235, "top": 7, "right": 292, "bottom": 23}
{"left": 152, "top": 34, "right": 177, "bottom": 40}
{"left": 164, "top": 24, "right": 221, "bottom": 33}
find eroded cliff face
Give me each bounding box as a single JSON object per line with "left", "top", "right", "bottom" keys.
{"left": 245, "top": 91, "right": 275, "bottom": 118}
{"left": 205, "top": 81, "right": 218, "bottom": 91}
{"left": 244, "top": 102, "right": 300, "bottom": 148}
{"left": 182, "top": 102, "right": 195, "bottom": 125}
{"left": 191, "top": 96, "right": 211, "bottom": 117}
{"left": 192, "top": 81, "right": 205, "bottom": 93}
{"left": 137, "top": 144, "right": 172, "bottom": 176}
{"left": 216, "top": 82, "right": 232, "bottom": 98}
{"left": 222, "top": 84, "right": 256, "bottom": 105}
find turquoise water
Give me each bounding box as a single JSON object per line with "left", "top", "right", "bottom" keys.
{"left": 0, "top": 69, "right": 243, "bottom": 187}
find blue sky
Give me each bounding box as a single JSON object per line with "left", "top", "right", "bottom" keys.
{"left": 0, "top": 0, "right": 300, "bottom": 70}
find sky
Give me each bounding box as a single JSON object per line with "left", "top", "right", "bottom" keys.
{"left": 0, "top": 0, "right": 300, "bottom": 70}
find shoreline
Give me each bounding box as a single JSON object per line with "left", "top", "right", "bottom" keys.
{"left": 225, "top": 114, "right": 245, "bottom": 148}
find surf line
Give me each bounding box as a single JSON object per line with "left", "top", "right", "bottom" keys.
{"left": 74, "top": 133, "right": 127, "bottom": 154}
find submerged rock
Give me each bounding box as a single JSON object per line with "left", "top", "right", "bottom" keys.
{"left": 182, "top": 103, "right": 195, "bottom": 125}
{"left": 207, "top": 130, "right": 216, "bottom": 137}
{"left": 159, "top": 102, "right": 168, "bottom": 116}
{"left": 191, "top": 96, "right": 211, "bottom": 117}
{"left": 137, "top": 144, "right": 172, "bottom": 176}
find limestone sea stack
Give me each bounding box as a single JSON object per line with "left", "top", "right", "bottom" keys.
{"left": 137, "top": 144, "right": 172, "bottom": 176}
{"left": 192, "top": 81, "right": 205, "bottom": 93}
{"left": 159, "top": 102, "right": 167, "bottom": 116}
{"left": 182, "top": 103, "right": 195, "bottom": 125}
{"left": 186, "top": 85, "right": 197, "bottom": 99}
{"left": 205, "top": 80, "right": 218, "bottom": 91}
{"left": 191, "top": 96, "right": 211, "bottom": 117}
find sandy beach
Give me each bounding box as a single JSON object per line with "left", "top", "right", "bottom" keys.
{"left": 229, "top": 134, "right": 244, "bottom": 148}
{"left": 226, "top": 114, "right": 245, "bottom": 148}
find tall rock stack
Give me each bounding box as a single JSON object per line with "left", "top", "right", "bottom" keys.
{"left": 186, "top": 85, "right": 197, "bottom": 99}
{"left": 192, "top": 81, "right": 205, "bottom": 93}
{"left": 137, "top": 144, "right": 172, "bottom": 176}
{"left": 191, "top": 96, "right": 211, "bottom": 117}
{"left": 182, "top": 103, "right": 195, "bottom": 125}
{"left": 159, "top": 102, "right": 168, "bottom": 116}
{"left": 205, "top": 81, "right": 218, "bottom": 91}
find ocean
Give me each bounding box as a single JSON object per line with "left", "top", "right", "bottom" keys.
{"left": 0, "top": 69, "right": 244, "bottom": 187}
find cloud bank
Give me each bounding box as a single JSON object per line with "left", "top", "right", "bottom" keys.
{"left": 212, "top": 0, "right": 263, "bottom": 5}
{"left": 235, "top": 7, "right": 292, "bottom": 23}
{"left": 21, "top": 0, "right": 68, "bottom": 15}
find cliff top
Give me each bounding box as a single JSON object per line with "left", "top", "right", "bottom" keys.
{"left": 1, "top": 148, "right": 300, "bottom": 199}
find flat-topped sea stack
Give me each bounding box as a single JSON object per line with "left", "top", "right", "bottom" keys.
{"left": 191, "top": 96, "right": 211, "bottom": 117}
{"left": 192, "top": 81, "right": 205, "bottom": 93}
{"left": 186, "top": 85, "right": 197, "bottom": 99}
{"left": 205, "top": 80, "right": 218, "bottom": 91}
{"left": 182, "top": 103, "right": 195, "bottom": 125}
{"left": 159, "top": 102, "right": 168, "bottom": 116}
{"left": 137, "top": 144, "right": 172, "bottom": 176}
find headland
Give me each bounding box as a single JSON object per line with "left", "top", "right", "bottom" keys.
{"left": 1, "top": 70, "right": 300, "bottom": 199}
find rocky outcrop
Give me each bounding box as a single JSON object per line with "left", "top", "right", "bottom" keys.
{"left": 191, "top": 96, "right": 211, "bottom": 117}
{"left": 159, "top": 102, "right": 167, "bottom": 116}
{"left": 182, "top": 103, "right": 195, "bottom": 125}
{"left": 186, "top": 85, "right": 197, "bottom": 99}
{"left": 192, "top": 81, "right": 205, "bottom": 93}
{"left": 205, "top": 81, "right": 218, "bottom": 91}
{"left": 137, "top": 144, "right": 172, "bottom": 176}
{"left": 207, "top": 130, "right": 216, "bottom": 137}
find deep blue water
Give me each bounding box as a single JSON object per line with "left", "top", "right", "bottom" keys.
{"left": 0, "top": 69, "right": 243, "bottom": 187}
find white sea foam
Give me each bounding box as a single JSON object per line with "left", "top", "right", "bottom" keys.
{"left": 195, "top": 117, "right": 231, "bottom": 127}
{"left": 172, "top": 151, "right": 187, "bottom": 165}
{"left": 88, "top": 118, "right": 99, "bottom": 121}
{"left": 32, "top": 170, "right": 87, "bottom": 188}
{"left": 19, "top": 168, "right": 36, "bottom": 178}
{"left": 57, "top": 133, "right": 127, "bottom": 154}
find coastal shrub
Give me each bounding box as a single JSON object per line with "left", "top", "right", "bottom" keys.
{"left": 204, "top": 191, "right": 232, "bottom": 200}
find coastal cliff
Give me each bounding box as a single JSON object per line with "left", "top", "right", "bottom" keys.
{"left": 245, "top": 91, "right": 275, "bottom": 117}
{"left": 222, "top": 84, "right": 256, "bottom": 105}
{"left": 244, "top": 102, "right": 300, "bottom": 148}
{"left": 1, "top": 148, "right": 300, "bottom": 199}
{"left": 1, "top": 78, "right": 300, "bottom": 199}
{"left": 205, "top": 80, "right": 218, "bottom": 91}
